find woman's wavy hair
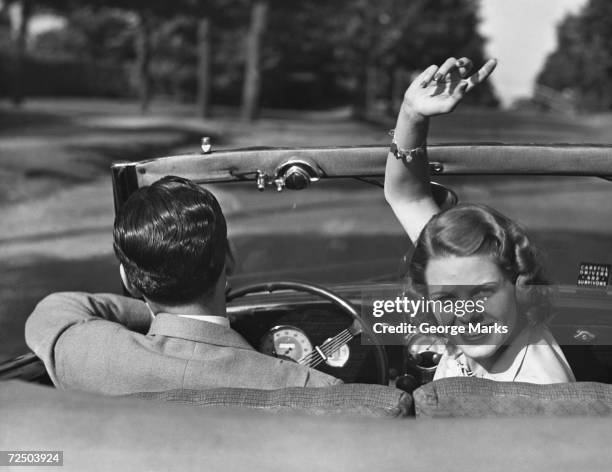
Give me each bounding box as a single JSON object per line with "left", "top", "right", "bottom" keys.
{"left": 408, "top": 203, "right": 551, "bottom": 325}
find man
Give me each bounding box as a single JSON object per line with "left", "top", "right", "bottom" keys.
{"left": 25, "top": 176, "right": 341, "bottom": 395}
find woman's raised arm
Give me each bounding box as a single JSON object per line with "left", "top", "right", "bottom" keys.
{"left": 384, "top": 57, "right": 497, "bottom": 243}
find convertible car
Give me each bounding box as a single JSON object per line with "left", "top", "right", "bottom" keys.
{"left": 2, "top": 141, "right": 612, "bottom": 470}
{"left": 109, "top": 142, "right": 612, "bottom": 385}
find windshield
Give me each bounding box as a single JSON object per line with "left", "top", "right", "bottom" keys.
{"left": 218, "top": 175, "right": 612, "bottom": 286}
{"left": 216, "top": 179, "right": 407, "bottom": 285}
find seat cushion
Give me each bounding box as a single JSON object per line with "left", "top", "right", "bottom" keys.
{"left": 413, "top": 377, "right": 612, "bottom": 417}
{"left": 128, "top": 383, "right": 413, "bottom": 418}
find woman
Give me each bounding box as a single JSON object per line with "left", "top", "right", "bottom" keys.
{"left": 385, "top": 57, "right": 574, "bottom": 383}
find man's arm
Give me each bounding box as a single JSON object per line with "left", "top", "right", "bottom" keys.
{"left": 384, "top": 57, "right": 497, "bottom": 243}
{"left": 25, "top": 292, "right": 151, "bottom": 386}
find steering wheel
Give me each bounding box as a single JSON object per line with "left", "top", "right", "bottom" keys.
{"left": 227, "top": 280, "right": 389, "bottom": 385}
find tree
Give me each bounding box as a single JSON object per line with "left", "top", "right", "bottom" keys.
{"left": 537, "top": 0, "right": 612, "bottom": 111}
{"left": 196, "top": 16, "right": 212, "bottom": 117}
{"left": 31, "top": 8, "right": 133, "bottom": 62}
{"left": 3, "top": 0, "right": 83, "bottom": 105}
{"left": 5, "top": 0, "right": 32, "bottom": 106}
{"left": 38, "top": 0, "right": 245, "bottom": 116}
{"left": 231, "top": 0, "right": 496, "bottom": 117}
{"left": 2, "top": 0, "right": 154, "bottom": 109}
{"left": 181, "top": 0, "right": 247, "bottom": 119}
{"left": 84, "top": 0, "right": 184, "bottom": 113}
{"left": 241, "top": 0, "right": 267, "bottom": 121}
{"left": 320, "top": 0, "right": 497, "bottom": 117}
{"left": 4, "top": 0, "right": 497, "bottom": 114}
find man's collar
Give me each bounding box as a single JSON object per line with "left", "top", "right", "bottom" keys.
{"left": 148, "top": 313, "right": 253, "bottom": 350}
{"left": 176, "top": 314, "right": 230, "bottom": 328}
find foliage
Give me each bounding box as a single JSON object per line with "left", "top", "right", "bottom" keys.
{"left": 537, "top": 0, "right": 612, "bottom": 111}
{"left": 262, "top": 0, "right": 497, "bottom": 110}
{"left": 30, "top": 7, "right": 134, "bottom": 61}
{"left": 0, "top": 56, "right": 130, "bottom": 97}
{"left": 9, "top": 0, "right": 498, "bottom": 109}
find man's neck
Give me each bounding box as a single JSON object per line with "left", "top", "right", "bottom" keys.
{"left": 146, "top": 294, "right": 226, "bottom": 319}
{"left": 145, "top": 276, "right": 228, "bottom": 319}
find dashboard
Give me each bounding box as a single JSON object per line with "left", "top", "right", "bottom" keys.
{"left": 231, "top": 303, "right": 399, "bottom": 384}
{"left": 228, "top": 287, "right": 612, "bottom": 386}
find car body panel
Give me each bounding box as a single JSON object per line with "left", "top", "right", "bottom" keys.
{"left": 2, "top": 379, "right": 612, "bottom": 471}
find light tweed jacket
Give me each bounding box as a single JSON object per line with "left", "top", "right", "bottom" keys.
{"left": 25, "top": 292, "right": 341, "bottom": 395}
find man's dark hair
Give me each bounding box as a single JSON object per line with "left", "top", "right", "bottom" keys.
{"left": 113, "top": 176, "right": 227, "bottom": 304}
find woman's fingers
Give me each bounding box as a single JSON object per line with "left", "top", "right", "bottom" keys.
{"left": 434, "top": 57, "right": 458, "bottom": 81}
{"left": 414, "top": 57, "right": 494, "bottom": 90}
{"left": 416, "top": 64, "right": 439, "bottom": 88}
{"left": 452, "top": 81, "right": 469, "bottom": 101}
{"left": 456, "top": 57, "right": 473, "bottom": 78}
{"left": 464, "top": 58, "right": 497, "bottom": 92}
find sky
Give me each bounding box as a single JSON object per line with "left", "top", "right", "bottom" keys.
{"left": 479, "top": 0, "right": 588, "bottom": 106}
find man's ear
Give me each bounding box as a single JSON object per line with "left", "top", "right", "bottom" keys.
{"left": 119, "top": 264, "right": 143, "bottom": 298}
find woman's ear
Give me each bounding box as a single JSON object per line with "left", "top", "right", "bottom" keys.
{"left": 119, "top": 264, "right": 143, "bottom": 298}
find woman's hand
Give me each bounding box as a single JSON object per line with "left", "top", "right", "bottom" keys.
{"left": 402, "top": 57, "right": 497, "bottom": 118}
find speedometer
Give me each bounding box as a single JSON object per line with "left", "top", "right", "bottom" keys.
{"left": 260, "top": 325, "right": 313, "bottom": 363}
